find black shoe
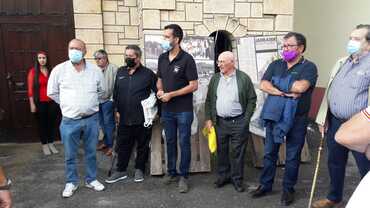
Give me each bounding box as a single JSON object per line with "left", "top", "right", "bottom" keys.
{"left": 214, "top": 178, "right": 231, "bottom": 188}
{"left": 232, "top": 181, "right": 245, "bottom": 193}
{"left": 250, "top": 185, "right": 270, "bottom": 198}
{"left": 280, "top": 191, "right": 295, "bottom": 206}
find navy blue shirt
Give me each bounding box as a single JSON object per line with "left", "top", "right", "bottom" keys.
{"left": 262, "top": 58, "right": 318, "bottom": 116}
{"left": 157, "top": 49, "right": 198, "bottom": 112}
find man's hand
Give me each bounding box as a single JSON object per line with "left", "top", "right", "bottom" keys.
{"left": 115, "top": 112, "right": 120, "bottom": 125}
{"left": 0, "top": 190, "right": 12, "bottom": 208}
{"left": 284, "top": 93, "right": 301, "bottom": 99}
{"left": 204, "top": 120, "right": 213, "bottom": 132}
{"left": 158, "top": 93, "right": 172, "bottom": 103}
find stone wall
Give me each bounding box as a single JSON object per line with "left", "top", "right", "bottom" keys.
{"left": 73, "top": 0, "right": 294, "bottom": 65}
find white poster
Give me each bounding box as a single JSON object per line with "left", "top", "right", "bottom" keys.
{"left": 237, "top": 37, "right": 258, "bottom": 83}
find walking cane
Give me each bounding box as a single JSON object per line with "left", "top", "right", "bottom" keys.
{"left": 307, "top": 130, "right": 325, "bottom": 208}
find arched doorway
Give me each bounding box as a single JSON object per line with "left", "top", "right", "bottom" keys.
{"left": 209, "top": 30, "right": 234, "bottom": 73}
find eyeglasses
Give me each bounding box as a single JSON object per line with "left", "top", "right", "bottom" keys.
{"left": 216, "top": 60, "right": 228, "bottom": 65}
{"left": 280, "top": 44, "right": 299, "bottom": 50}
{"left": 94, "top": 57, "right": 106, "bottom": 60}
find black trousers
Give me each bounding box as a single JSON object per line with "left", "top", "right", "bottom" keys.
{"left": 34, "top": 101, "right": 58, "bottom": 144}
{"left": 116, "top": 124, "right": 152, "bottom": 172}
{"left": 215, "top": 115, "right": 249, "bottom": 183}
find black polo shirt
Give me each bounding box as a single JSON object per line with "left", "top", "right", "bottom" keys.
{"left": 157, "top": 49, "right": 198, "bottom": 112}
{"left": 262, "top": 57, "right": 318, "bottom": 116}
{"left": 113, "top": 64, "right": 157, "bottom": 126}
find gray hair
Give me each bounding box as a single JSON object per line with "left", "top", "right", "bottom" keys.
{"left": 125, "top": 45, "right": 142, "bottom": 58}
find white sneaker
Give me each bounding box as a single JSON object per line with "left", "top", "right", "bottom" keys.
{"left": 85, "top": 180, "right": 105, "bottom": 191}
{"left": 42, "top": 144, "right": 51, "bottom": 155}
{"left": 62, "top": 183, "right": 78, "bottom": 198}
{"left": 48, "top": 143, "right": 59, "bottom": 154}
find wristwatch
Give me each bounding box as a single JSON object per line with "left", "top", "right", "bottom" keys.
{"left": 0, "top": 178, "right": 11, "bottom": 190}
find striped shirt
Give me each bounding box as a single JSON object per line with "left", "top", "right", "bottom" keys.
{"left": 362, "top": 106, "right": 370, "bottom": 121}
{"left": 328, "top": 53, "right": 370, "bottom": 120}
{"left": 216, "top": 70, "right": 243, "bottom": 117}
{"left": 47, "top": 60, "right": 105, "bottom": 119}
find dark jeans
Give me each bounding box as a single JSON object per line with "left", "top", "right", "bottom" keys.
{"left": 215, "top": 115, "right": 249, "bottom": 183}
{"left": 161, "top": 111, "right": 193, "bottom": 178}
{"left": 116, "top": 124, "right": 152, "bottom": 172}
{"left": 326, "top": 112, "right": 370, "bottom": 202}
{"left": 34, "top": 101, "right": 58, "bottom": 144}
{"left": 260, "top": 115, "right": 308, "bottom": 192}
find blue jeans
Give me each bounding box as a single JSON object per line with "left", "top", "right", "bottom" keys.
{"left": 99, "top": 101, "right": 115, "bottom": 148}
{"left": 60, "top": 113, "right": 99, "bottom": 185}
{"left": 161, "top": 111, "right": 193, "bottom": 178}
{"left": 326, "top": 112, "right": 370, "bottom": 202}
{"left": 260, "top": 115, "right": 308, "bottom": 192}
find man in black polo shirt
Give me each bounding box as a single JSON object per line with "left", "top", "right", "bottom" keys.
{"left": 105, "top": 45, "right": 157, "bottom": 184}
{"left": 157, "top": 24, "right": 198, "bottom": 193}
{"left": 250, "top": 32, "right": 318, "bottom": 206}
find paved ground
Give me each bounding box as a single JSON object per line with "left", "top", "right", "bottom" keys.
{"left": 0, "top": 125, "right": 361, "bottom": 208}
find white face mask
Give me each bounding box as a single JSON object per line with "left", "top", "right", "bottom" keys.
{"left": 69, "top": 49, "right": 83, "bottom": 63}
{"left": 346, "top": 40, "right": 361, "bottom": 55}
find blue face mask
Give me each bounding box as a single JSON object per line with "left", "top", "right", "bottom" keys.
{"left": 69, "top": 49, "right": 83, "bottom": 64}
{"left": 346, "top": 40, "right": 361, "bottom": 55}
{"left": 161, "top": 40, "right": 173, "bottom": 51}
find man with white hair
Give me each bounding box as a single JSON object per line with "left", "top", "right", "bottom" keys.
{"left": 205, "top": 51, "right": 257, "bottom": 192}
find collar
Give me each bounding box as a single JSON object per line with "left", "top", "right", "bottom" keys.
{"left": 220, "top": 69, "right": 236, "bottom": 80}
{"left": 165, "top": 48, "right": 185, "bottom": 62}
{"left": 349, "top": 51, "right": 370, "bottom": 64}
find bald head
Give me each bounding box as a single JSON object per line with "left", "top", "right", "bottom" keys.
{"left": 68, "top": 39, "right": 86, "bottom": 55}
{"left": 217, "top": 51, "right": 235, "bottom": 75}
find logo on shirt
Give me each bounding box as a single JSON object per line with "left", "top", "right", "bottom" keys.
{"left": 173, "top": 65, "right": 181, "bottom": 73}
{"left": 118, "top": 76, "right": 125, "bottom": 79}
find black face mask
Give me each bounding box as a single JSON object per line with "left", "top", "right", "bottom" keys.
{"left": 125, "top": 57, "right": 136, "bottom": 67}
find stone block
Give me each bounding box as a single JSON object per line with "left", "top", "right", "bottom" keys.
{"left": 103, "top": 12, "right": 116, "bottom": 25}
{"left": 105, "top": 45, "right": 126, "bottom": 54}
{"left": 73, "top": 0, "right": 101, "bottom": 13}
{"left": 247, "top": 18, "right": 274, "bottom": 31}
{"left": 204, "top": 0, "right": 234, "bottom": 14}
{"left": 130, "top": 7, "right": 140, "bottom": 25}
{"left": 176, "top": 2, "right": 185, "bottom": 11}
{"left": 104, "top": 25, "right": 125, "bottom": 32}
{"left": 75, "top": 29, "right": 104, "bottom": 44}
{"left": 161, "top": 11, "right": 169, "bottom": 21}
{"left": 161, "top": 21, "right": 193, "bottom": 30}
{"left": 116, "top": 12, "right": 130, "bottom": 25}
{"left": 194, "top": 24, "right": 210, "bottom": 36}
{"left": 185, "top": 3, "right": 202, "bottom": 21}
{"left": 169, "top": 11, "right": 185, "bottom": 21}
{"left": 275, "top": 15, "right": 293, "bottom": 31}
{"left": 85, "top": 44, "right": 104, "bottom": 58}
{"left": 125, "top": 26, "right": 139, "bottom": 39}
{"left": 124, "top": 0, "right": 137, "bottom": 7}
{"left": 104, "top": 32, "right": 119, "bottom": 44}
{"left": 232, "top": 25, "right": 248, "bottom": 37}
{"left": 263, "top": 0, "right": 294, "bottom": 15}
{"left": 143, "top": 10, "right": 161, "bottom": 29}
{"left": 103, "top": 0, "right": 117, "bottom": 11}
{"left": 251, "top": 3, "right": 263, "bottom": 17}
{"left": 142, "top": 0, "right": 175, "bottom": 10}
{"left": 235, "top": 3, "right": 251, "bottom": 17}
{"left": 74, "top": 14, "right": 102, "bottom": 29}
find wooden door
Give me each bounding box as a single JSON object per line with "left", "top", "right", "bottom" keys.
{"left": 0, "top": 0, "right": 74, "bottom": 142}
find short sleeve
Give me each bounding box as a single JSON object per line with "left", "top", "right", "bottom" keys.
{"left": 261, "top": 61, "right": 276, "bottom": 81}
{"left": 299, "top": 62, "right": 318, "bottom": 87}
{"left": 185, "top": 56, "right": 198, "bottom": 81}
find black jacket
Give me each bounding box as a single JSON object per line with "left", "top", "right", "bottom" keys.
{"left": 113, "top": 65, "right": 157, "bottom": 126}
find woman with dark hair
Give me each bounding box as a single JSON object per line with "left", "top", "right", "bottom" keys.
{"left": 27, "top": 51, "right": 59, "bottom": 155}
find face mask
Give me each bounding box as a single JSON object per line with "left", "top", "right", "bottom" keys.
{"left": 346, "top": 40, "right": 361, "bottom": 55}
{"left": 69, "top": 49, "right": 83, "bottom": 64}
{"left": 282, "top": 50, "right": 299, "bottom": 62}
{"left": 125, "top": 57, "right": 136, "bottom": 67}
{"left": 161, "top": 40, "right": 173, "bottom": 51}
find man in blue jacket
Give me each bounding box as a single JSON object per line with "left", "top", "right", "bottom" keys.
{"left": 251, "top": 32, "right": 318, "bottom": 206}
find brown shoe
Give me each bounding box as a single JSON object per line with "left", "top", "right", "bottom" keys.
{"left": 312, "top": 199, "right": 338, "bottom": 208}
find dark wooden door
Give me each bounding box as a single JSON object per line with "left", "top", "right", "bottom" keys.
{"left": 0, "top": 0, "right": 74, "bottom": 142}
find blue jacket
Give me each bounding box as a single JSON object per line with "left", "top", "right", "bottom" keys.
{"left": 260, "top": 75, "right": 298, "bottom": 143}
